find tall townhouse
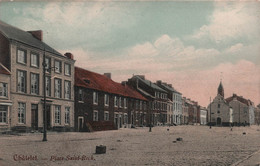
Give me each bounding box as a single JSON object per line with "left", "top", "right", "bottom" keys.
{"left": 226, "top": 94, "right": 255, "bottom": 126}
{"left": 74, "top": 67, "right": 148, "bottom": 132}
{"left": 182, "top": 97, "right": 189, "bottom": 124}
{"left": 0, "top": 21, "right": 75, "bottom": 132}
{"left": 0, "top": 63, "right": 12, "bottom": 132}
{"left": 255, "top": 104, "right": 260, "bottom": 125}
{"left": 155, "top": 81, "right": 183, "bottom": 125}
{"left": 126, "top": 75, "right": 168, "bottom": 126}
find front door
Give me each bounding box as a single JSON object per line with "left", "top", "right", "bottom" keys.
{"left": 78, "top": 117, "right": 83, "bottom": 132}
{"left": 46, "top": 105, "right": 51, "bottom": 130}
{"left": 31, "top": 104, "right": 38, "bottom": 130}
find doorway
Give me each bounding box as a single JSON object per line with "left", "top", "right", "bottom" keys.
{"left": 31, "top": 104, "right": 38, "bottom": 130}
{"left": 217, "top": 117, "right": 222, "bottom": 126}
{"left": 78, "top": 117, "right": 84, "bottom": 132}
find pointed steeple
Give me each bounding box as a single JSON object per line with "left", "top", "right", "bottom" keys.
{"left": 218, "top": 81, "right": 224, "bottom": 97}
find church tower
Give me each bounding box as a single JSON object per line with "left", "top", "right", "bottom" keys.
{"left": 218, "top": 81, "right": 224, "bottom": 97}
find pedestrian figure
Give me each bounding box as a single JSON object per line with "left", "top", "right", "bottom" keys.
{"left": 230, "top": 127, "right": 232, "bottom": 131}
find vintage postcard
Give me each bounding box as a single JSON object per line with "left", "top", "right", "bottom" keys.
{"left": 0, "top": 0, "right": 259, "bottom": 166}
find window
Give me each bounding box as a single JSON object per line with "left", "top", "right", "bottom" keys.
{"left": 124, "top": 114, "right": 128, "bottom": 124}
{"left": 55, "top": 105, "right": 61, "bottom": 124}
{"left": 78, "top": 89, "right": 83, "bottom": 101}
{"left": 104, "top": 94, "right": 109, "bottom": 106}
{"left": 0, "top": 105, "right": 7, "bottom": 123}
{"left": 93, "top": 92, "right": 98, "bottom": 104}
{"left": 54, "top": 60, "right": 62, "bottom": 73}
{"left": 17, "top": 70, "right": 26, "bottom": 93}
{"left": 0, "top": 83, "right": 8, "bottom": 97}
{"left": 144, "top": 102, "right": 146, "bottom": 110}
{"left": 64, "top": 81, "right": 71, "bottom": 99}
{"left": 140, "top": 101, "right": 142, "bottom": 110}
{"left": 104, "top": 111, "right": 109, "bottom": 121}
{"left": 30, "top": 53, "right": 39, "bottom": 67}
{"left": 31, "top": 73, "right": 39, "bottom": 95}
{"left": 119, "top": 97, "right": 122, "bottom": 108}
{"left": 114, "top": 96, "right": 118, "bottom": 107}
{"left": 18, "top": 102, "right": 26, "bottom": 124}
{"left": 65, "top": 107, "right": 70, "bottom": 124}
{"left": 93, "top": 110, "right": 98, "bottom": 121}
{"left": 17, "top": 49, "right": 26, "bottom": 64}
{"left": 45, "top": 57, "right": 51, "bottom": 73}
{"left": 218, "top": 104, "right": 220, "bottom": 108}
{"left": 136, "top": 100, "right": 139, "bottom": 109}
{"left": 54, "top": 79, "right": 61, "bottom": 98}
{"left": 45, "top": 76, "right": 51, "bottom": 97}
{"left": 124, "top": 98, "right": 127, "bottom": 108}
{"left": 65, "top": 63, "right": 71, "bottom": 76}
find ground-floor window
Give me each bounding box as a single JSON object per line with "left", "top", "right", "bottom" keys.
{"left": 65, "top": 107, "right": 70, "bottom": 124}
{"left": 18, "top": 102, "right": 26, "bottom": 124}
{"left": 124, "top": 113, "right": 128, "bottom": 124}
{"left": 0, "top": 105, "right": 7, "bottom": 123}
{"left": 55, "top": 105, "right": 61, "bottom": 124}
{"left": 93, "top": 110, "right": 98, "bottom": 121}
{"left": 104, "top": 111, "right": 109, "bottom": 121}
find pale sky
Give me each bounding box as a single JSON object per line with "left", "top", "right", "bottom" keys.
{"left": 0, "top": 1, "right": 259, "bottom": 107}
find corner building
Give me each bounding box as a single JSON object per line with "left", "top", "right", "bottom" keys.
{"left": 0, "top": 21, "right": 75, "bottom": 132}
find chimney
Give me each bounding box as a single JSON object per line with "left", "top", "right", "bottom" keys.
{"left": 28, "top": 30, "right": 43, "bottom": 41}
{"left": 64, "top": 52, "right": 74, "bottom": 60}
{"left": 156, "top": 80, "right": 162, "bottom": 85}
{"left": 121, "top": 81, "right": 127, "bottom": 86}
{"left": 104, "top": 73, "right": 111, "bottom": 79}
{"left": 168, "top": 84, "right": 172, "bottom": 88}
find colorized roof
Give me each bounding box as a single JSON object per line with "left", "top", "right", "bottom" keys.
{"left": 133, "top": 75, "right": 167, "bottom": 92}
{"left": 226, "top": 94, "right": 253, "bottom": 106}
{"left": 75, "top": 67, "right": 147, "bottom": 101}
{"left": 0, "top": 63, "right": 10, "bottom": 75}
{"left": 0, "top": 20, "right": 62, "bottom": 56}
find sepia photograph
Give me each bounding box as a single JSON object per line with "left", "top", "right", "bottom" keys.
{"left": 0, "top": 0, "right": 259, "bottom": 165}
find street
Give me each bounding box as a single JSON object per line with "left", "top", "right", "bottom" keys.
{"left": 0, "top": 125, "right": 260, "bottom": 166}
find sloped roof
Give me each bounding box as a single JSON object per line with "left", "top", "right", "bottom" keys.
{"left": 226, "top": 94, "right": 253, "bottom": 106}
{"left": 0, "top": 20, "right": 62, "bottom": 56}
{"left": 0, "top": 63, "right": 10, "bottom": 75}
{"left": 158, "top": 83, "right": 181, "bottom": 94}
{"left": 133, "top": 75, "right": 167, "bottom": 92}
{"left": 75, "top": 67, "right": 147, "bottom": 101}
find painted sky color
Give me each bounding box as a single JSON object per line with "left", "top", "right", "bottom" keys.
{"left": 0, "top": 1, "right": 259, "bottom": 107}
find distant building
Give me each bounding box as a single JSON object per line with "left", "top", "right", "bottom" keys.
{"left": 0, "top": 20, "right": 75, "bottom": 132}
{"left": 0, "top": 63, "right": 12, "bottom": 132}
{"left": 207, "top": 81, "right": 233, "bottom": 126}
{"left": 182, "top": 97, "right": 189, "bottom": 124}
{"left": 126, "top": 75, "right": 168, "bottom": 126}
{"left": 255, "top": 105, "right": 260, "bottom": 125}
{"left": 200, "top": 107, "right": 207, "bottom": 125}
{"left": 74, "top": 67, "right": 148, "bottom": 132}
{"left": 226, "top": 94, "right": 255, "bottom": 126}
{"left": 156, "top": 81, "right": 182, "bottom": 125}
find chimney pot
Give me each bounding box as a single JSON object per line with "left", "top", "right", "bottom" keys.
{"left": 104, "top": 73, "right": 111, "bottom": 79}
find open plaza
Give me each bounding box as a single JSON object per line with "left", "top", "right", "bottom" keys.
{"left": 0, "top": 125, "right": 260, "bottom": 166}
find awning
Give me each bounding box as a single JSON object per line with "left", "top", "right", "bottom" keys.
{"left": 0, "top": 102, "right": 12, "bottom": 106}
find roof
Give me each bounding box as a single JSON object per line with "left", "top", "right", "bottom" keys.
{"left": 158, "top": 83, "right": 181, "bottom": 94}
{"left": 0, "top": 20, "right": 63, "bottom": 56}
{"left": 75, "top": 67, "right": 147, "bottom": 101}
{"left": 133, "top": 75, "right": 167, "bottom": 93}
{"left": 0, "top": 63, "right": 10, "bottom": 75}
{"left": 226, "top": 94, "right": 253, "bottom": 106}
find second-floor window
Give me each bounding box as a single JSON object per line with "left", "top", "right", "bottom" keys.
{"left": 17, "top": 70, "right": 26, "bottom": 93}
{"left": 45, "top": 57, "right": 51, "bottom": 73}
{"left": 114, "top": 96, "right": 118, "bottom": 107}
{"left": 104, "top": 94, "right": 109, "bottom": 106}
{"left": 119, "top": 97, "right": 122, "bottom": 108}
{"left": 45, "top": 76, "right": 51, "bottom": 97}
{"left": 124, "top": 98, "right": 127, "bottom": 108}
{"left": 30, "top": 53, "right": 39, "bottom": 67}
{"left": 65, "top": 63, "right": 71, "bottom": 76}
{"left": 78, "top": 89, "right": 83, "bottom": 101}
{"left": 64, "top": 81, "right": 71, "bottom": 99}
{"left": 55, "top": 60, "right": 62, "bottom": 73}
{"left": 0, "top": 82, "right": 8, "bottom": 97}
{"left": 31, "top": 73, "right": 39, "bottom": 95}
{"left": 17, "top": 49, "right": 26, "bottom": 64}
{"left": 54, "top": 78, "right": 61, "bottom": 98}
{"left": 93, "top": 92, "right": 98, "bottom": 104}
